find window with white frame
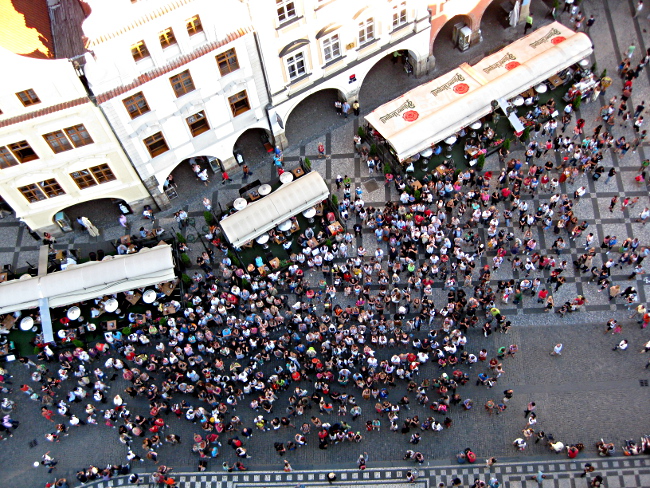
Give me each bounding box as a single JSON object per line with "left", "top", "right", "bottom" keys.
{"left": 286, "top": 52, "right": 306, "bottom": 80}
{"left": 392, "top": 1, "right": 407, "bottom": 28}
{"left": 276, "top": 0, "right": 296, "bottom": 23}
{"left": 322, "top": 33, "right": 340, "bottom": 63}
{"left": 358, "top": 18, "right": 374, "bottom": 45}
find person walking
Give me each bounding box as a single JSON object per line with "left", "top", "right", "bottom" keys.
{"left": 613, "top": 339, "right": 629, "bottom": 351}
{"left": 342, "top": 101, "right": 351, "bottom": 118}
{"left": 352, "top": 100, "right": 360, "bottom": 116}
{"left": 634, "top": 0, "right": 644, "bottom": 18}
{"left": 550, "top": 343, "right": 563, "bottom": 356}
{"left": 585, "top": 15, "right": 595, "bottom": 33}
{"left": 524, "top": 401, "right": 536, "bottom": 417}
{"left": 579, "top": 463, "right": 595, "bottom": 477}
{"left": 118, "top": 214, "right": 128, "bottom": 228}
{"left": 220, "top": 171, "right": 231, "bottom": 185}
{"left": 524, "top": 13, "right": 534, "bottom": 35}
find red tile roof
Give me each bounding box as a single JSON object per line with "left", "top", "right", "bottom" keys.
{"left": 0, "top": 0, "right": 55, "bottom": 59}
{"left": 0, "top": 97, "right": 90, "bottom": 128}
{"left": 95, "top": 27, "right": 252, "bottom": 104}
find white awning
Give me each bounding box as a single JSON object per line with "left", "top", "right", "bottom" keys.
{"left": 220, "top": 171, "right": 330, "bottom": 247}
{"left": 365, "top": 22, "right": 593, "bottom": 162}
{"left": 0, "top": 244, "right": 176, "bottom": 314}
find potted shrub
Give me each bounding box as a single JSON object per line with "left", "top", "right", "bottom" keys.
{"left": 331, "top": 194, "right": 339, "bottom": 206}
{"left": 181, "top": 273, "right": 191, "bottom": 285}
{"left": 204, "top": 211, "right": 214, "bottom": 226}
{"left": 304, "top": 157, "right": 312, "bottom": 171}
{"left": 477, "top": 154, "right": 486, "bottom": 171}
{"left": 176, "top": 232, "right": 186, "bottom": 243}
{"left": 180, "top": 253, "right": 191, "bottom": 268}
{"left": 357, "top": 126, "right": 366, "bottom": 138}
{"left": 503, "top": 138, "right": 511, "bottom": 151}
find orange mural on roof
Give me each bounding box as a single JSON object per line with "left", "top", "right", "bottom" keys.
{"left": 0, "top": 0, "right": 54, "bottom": 58}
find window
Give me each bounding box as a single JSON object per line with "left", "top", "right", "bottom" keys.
{"left": 43, "top": 131, "right": 73, "bottom": 154}
{"left": 123, "top": 92, "right": 150, "bottom": 119}
{"left": 70, "top": 169, "right": 97, "bottom": 189}
{"left": 276, "top": 0, "right": 296, "bottom": 23}
{"left": 170, "top": 70, "right": 195, "bottom": 97}
{"left": 159, "top": 28, "right": 177, "bottom": 48}
{"left": 228, "top": 90, "right": 250, "bottom": 117}
{"left": 143, "top": 132, "right": 169, "bottom": 158}
{"left": 216, "top": 48, "right": 240, "bottom": 76}
{"left": 19, "top": 179, "right": 65, "bottom": 202}
{"left": 392, "top": 1, "right": 407, "bottom": 28}
{"left": 186, "top": 15, "right": 203, "bottom": 36}
{"left": 186, "top": 111, "right": 210, "bottom": 137}
{"left": 322, "top": 33, "right": 341, "bottom": 63}
{"left": 65, "top": 125, "right": 93, "bottom": 147}
{"left": 70, "top": 164, "right": 115, "bottom": 189}
{"left": 130, "top": 41, "right": 150, "bottom": 61}
{"left": 16, "top": 89, "right": 40, "bottom": 107}
{"left": 90, "top": 164, "right": 116, "bottom": 184}
{"left": 18, "top": 184, "right": 46, "bottom": 203}
{"left": 0, "top": 147, "right": 18, "bottom": 169}
{"left": 8, "top": 141, "right": 38, "bottom": 163}
{"left": 358, "top": 18, "right": 375, "bottom": 45}
{"left": 38, "top": 179, "right": 65, "bottom": 198}
{"left": 286, "top": 52, "right": 306, "bottom": 80}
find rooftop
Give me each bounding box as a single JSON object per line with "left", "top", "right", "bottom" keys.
{"left": 0, "top": 0, "right": 54, "bottom": 59}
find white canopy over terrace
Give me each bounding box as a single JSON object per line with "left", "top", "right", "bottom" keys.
{"left": 220, "top": 171, "right": 330, "bottom": 248}
{"left": 0, "top": 244, "right": 176, "bottom": 314}
{"left": 364, "top": 22, "right": 593, "bottom": 162}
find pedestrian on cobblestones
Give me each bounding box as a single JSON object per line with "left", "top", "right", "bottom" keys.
{"left": 580, "top": 463, "right": 595, "bottom": 477}
{"left": 551, "top": 343, "right": 563, "bottom": 356}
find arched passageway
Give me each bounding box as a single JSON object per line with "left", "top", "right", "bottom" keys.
{"left": 284, "top": 89, "right": 342, "bottom": 146}
{"left": 52, "top": 197, "right": 130, "bottom": 231}
{"left": 359, "top": 51, "right": 424, "bottom": 114}
{"left": 233, "top": 128, "right": 275, "bottom": 167}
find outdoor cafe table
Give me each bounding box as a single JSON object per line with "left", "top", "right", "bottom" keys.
{"left": 125, "top": 292, "right": 142, "bottom": 305}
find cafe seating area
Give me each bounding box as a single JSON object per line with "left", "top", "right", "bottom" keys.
{"left": 0, "top": 277, "right": 182, "bottom": 360}
{"left": 376, "top": 70, "right": 577, "bottom": 185}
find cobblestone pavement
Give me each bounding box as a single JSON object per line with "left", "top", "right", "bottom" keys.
{"left": 2, "top": 1, "right": 650, "bottom": 488}
{"left": 56, "top": 457, "right": 650, "bottom": 488}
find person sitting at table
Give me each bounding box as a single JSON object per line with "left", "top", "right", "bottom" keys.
{"left": 142, "top": 205, "right": 154, "bottom": 220}
{"left": 117, "top": 243, "right": 128, "bottom": 255}
{"left": 90, "top": 307, "right": 101, "bottom": 319}
{"left": 139, "top": 227, "right": 148, "bottom": 239}
{"left": 152, "top": 227, "right": 165, "bottom": 237}
{"left": 254, "top": 256, "right": 264, "bottom": 268}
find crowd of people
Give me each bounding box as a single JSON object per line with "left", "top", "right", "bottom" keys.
{"left": 2, "top": 27, "right": 649, "bottom": 488}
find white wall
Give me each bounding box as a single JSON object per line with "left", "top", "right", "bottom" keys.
{"left": 82, "top": 0, "right": 271, "bottom": 187}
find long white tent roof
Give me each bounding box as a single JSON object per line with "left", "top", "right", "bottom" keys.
{"left": 365, "top": 22, "right": 593, "bottom": 162}
{"left": 0, "top": 244, "right": 176, "bottom": 314}
{"left": 220, "top": 171, "right": 330, "bottom": 247}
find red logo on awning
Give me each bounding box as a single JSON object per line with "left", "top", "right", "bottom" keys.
{"left": 551, "top": 36, "right": 566, "bottom": 44}
{"left": 453, "top": 83, "right": 469, "bottom": 94}
{"left": 505, "top": 61, "right": 521, "bottom": 70}
{"left": 403, "top": 110, "right": 419, "bottom": 122}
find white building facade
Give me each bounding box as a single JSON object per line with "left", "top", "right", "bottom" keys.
{"left": 0, "top": 46, "right": 150, "bottom": 234}
{"left": 246, "top": 0, "right": 432, "bottom": 147}
{"left": 81, "top": 0, "right": 272, "bottom": 208}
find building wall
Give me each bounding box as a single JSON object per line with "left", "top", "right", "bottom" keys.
{"left": 0, "top": 47, "right": 150, "bottom": 233}
{"left": 428, "top": 0, "right": 499, "bottom": 50}
{"left": 81, "top": 0, "right": 271, "bottom": 197}
{"left": 245, "top": 0, "right": 432, "bottom": 146}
